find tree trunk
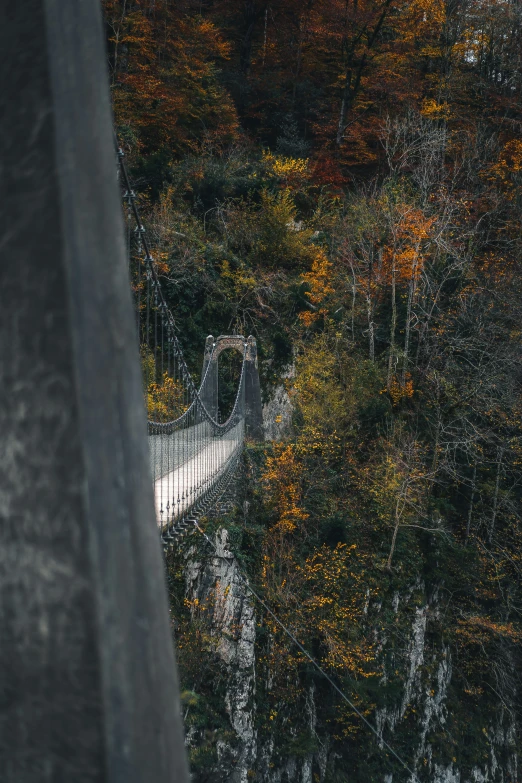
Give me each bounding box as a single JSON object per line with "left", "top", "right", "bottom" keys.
{"left": 387, "top": 502, "right": 402, "bottom": 570}
{"left": 336, "top": 69, "right": 352, "bottom": 146}
{"left": 336, "top": 59, "right": 365, "bottom": 146}
{"left": 351, "top": 278, "right": 356, "bottom": 341}
{"left": 366, "top": 258, "right": 374, "bottom": 361}
{"left": 466, "top": 463, "right": 477, "bottom": 544}
{"left": 240, "top": 0, "right": 264, "bottom": 74}
{"left": 402, "top": 252, "right": 420, "bottom": 385}
{"left": 336, "top": 1, "right": 392, "bottom": 146}
{"left": 108, "top": 0, "right": 128, "bottom": 86}
{"left": 387, "top": 256, "right": 397, "bottom": 385}
{"left": 262, "top": 6, "right": 268, "bottom": 67}
{"left": 489, "top": 447, "right": 504, "bottom": 543}
{"left": 348, "top": 259, "right": 357, "bottom": 341}
{"left": 424, "top": 420, "right": 440, "bottom": 503}
{"left": 367, "top": 299, "right": 375, "bottom": 361}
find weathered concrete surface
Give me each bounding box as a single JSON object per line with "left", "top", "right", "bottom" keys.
{"left": 0, "top": 2, "right": 188, "bottom": 780}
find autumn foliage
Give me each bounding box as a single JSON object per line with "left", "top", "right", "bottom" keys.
{"left": 105, "top": 0, "right": 522, "bottom": 779}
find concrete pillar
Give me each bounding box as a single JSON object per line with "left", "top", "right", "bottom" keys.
{"left": 200, "top": 335, "right": 219, "bottom": 420}
{"left": 0, "top": 2, "right": 189, "bottom": 781}
{"left": 245, "top": 336, "right": 265, "bottom": 442}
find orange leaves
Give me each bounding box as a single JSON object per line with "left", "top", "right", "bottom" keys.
{"left": 387, "top": 372, "right": 414, "bottom": 406}
{"left": 298, "top": 310, "right": 317, "bottom": 329}
{"left": 342, "top": 190, "right": 437, "bottom": 298}
{"left": 420, "top": 99, "right": 450, "bottom": 121}
{"left": 105, "top": 0, "right": 238, "bottom": 154}
{"left": 401, "top": 0, "right": 446, "bottom": 45}
{"left": 483, "top": 139, "right": 522, "bottom": 200}
{"left": 302, "top": 248, "right": 334, "bottom": 305}
{"left": 383, "top": 204, "right": 436, "bottom": 283}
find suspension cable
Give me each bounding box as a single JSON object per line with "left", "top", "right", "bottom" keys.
{"left": 118, "top": 143, "right": 246, "bottom": 434}
{"left": 117, "top": 140, "right": 249, "bottom": 536}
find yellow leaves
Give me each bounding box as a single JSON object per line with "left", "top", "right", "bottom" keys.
{"left": 400, "top": 0, "right": 446, "bottom": 45}
{"left": 408, "top": 0, "right": 445, "bottom": 22}
{"left": 262, "top": 151, "right": 309, "bottom": 188}
{"left": 263, "top": 444, "right": 309, "bottom": 532}
{"left": 464, "top": 686, "right": 484, "bottom": 697}
{"left": 291, "top": 333, "right": 348, "bottom": 441}
{"left": 260, "top": 538, "right": 378, "bottom": 682}
{"left": 299, "top": 248, "right": 335, "bottom": 326}
{"left": 418, "top": 45, "right": 444, "bottom": 58}
{"left": 142, "top": 345, "right": 185, "bottom": 421}
{"left": 500, "top": 139, "right": 522, "bottom": 174}
{"left": 220, "top": 259, "right": 258, "bottom": 296}
{"left": 456, "top": 616, "right": 522, "bottom": 644}
{"left": 362, "top": 426, "right": 430, "bottom": 551}
{"left": 249, "top": 189, "right": 315, "bottom": 269}
{"left": 294, "top": 543, "right": 377, "bottom": 676}
{"left": 420, "top": 98, "right": 450, "bottom": 121}
{"left": 146, "top": 371, "right": 186, "bottom": 421}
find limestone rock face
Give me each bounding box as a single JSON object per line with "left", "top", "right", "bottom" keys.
{"left": 186, "top": 529, "right": 257, "bottom": 783}
{"left": 262, "top": 365, "right": 295, "bottom": 442}
{"left": 184, "top": 550, "right": 518, "bottom": 783}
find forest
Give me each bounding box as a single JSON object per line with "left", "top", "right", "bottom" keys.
{"left": 103, "top": 1, "right": 521, "bottom": 781}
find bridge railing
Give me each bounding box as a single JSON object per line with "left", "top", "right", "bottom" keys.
{"left": 149, "top": 337, "right": 246, "bottom": 531}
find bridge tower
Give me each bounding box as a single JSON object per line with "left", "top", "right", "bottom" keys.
{"left": 201, "top": 335, "right": 264, "bottom": 441}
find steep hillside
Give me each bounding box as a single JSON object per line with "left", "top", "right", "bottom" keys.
{"left": 104, "top": 2, "right": 522, "bottom": 780}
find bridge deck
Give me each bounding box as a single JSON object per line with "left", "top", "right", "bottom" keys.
{"left": 152, "top": 425, "right": 242, "bottom": 527}
{"left": 149, "top": 423, "right": 209, "bottom": 481}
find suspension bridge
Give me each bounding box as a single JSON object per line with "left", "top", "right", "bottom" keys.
{"left": 117, "top": 150, "right": 264, "bottom": 546}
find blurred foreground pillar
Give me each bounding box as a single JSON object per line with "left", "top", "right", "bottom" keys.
{"left": 0, "top": 2, "right": 189, "bottom": 781}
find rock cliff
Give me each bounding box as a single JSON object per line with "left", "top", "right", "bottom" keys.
{"left": 177, "top": 531, "right": 519, "bottom": 783}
